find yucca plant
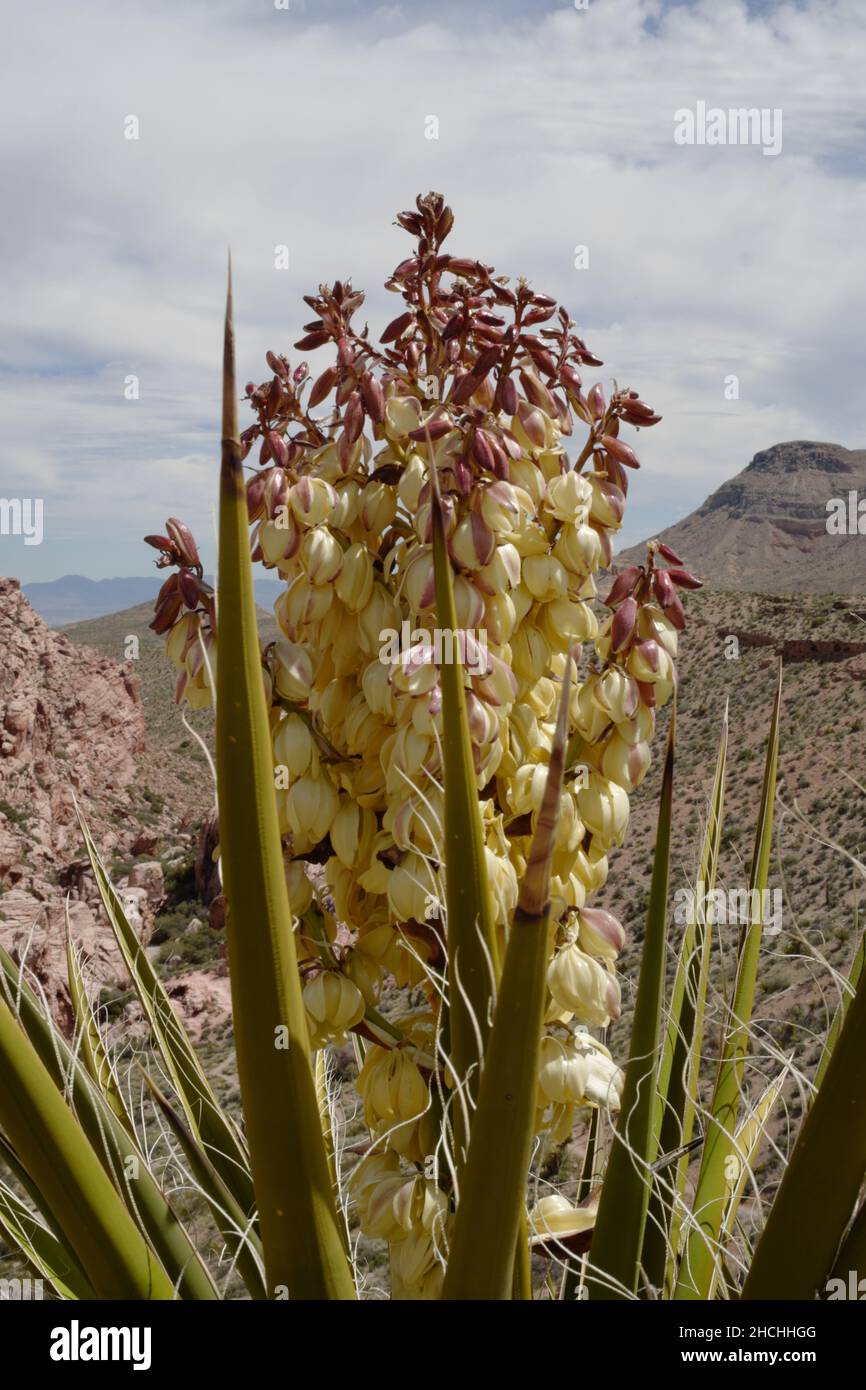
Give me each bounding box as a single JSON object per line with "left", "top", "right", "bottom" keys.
{"left": 0, "top": 194, "right": 864, "bottom": 1302}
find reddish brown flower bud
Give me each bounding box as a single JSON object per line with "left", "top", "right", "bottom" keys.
{"left": 515, "top": 399, "right": 547, "bottom": 448}
{"left": 440, "top": 311, "right": 466, "bottom": 342}
{"left": 666, "top": 567, "right": 703, "bottom": 590}
{"left": 266, "top": 351, "right": 287, "bottom": 378}
{"left": 519, "top": 368, "right": 556, "bottom": 414}
{"left": 150, "top": 590, "right": 183, "bottom": 635}
{"left": 165, "top": 518, "right": 200, "bottom": 570}
{"left": 144, "top": 534, "right": 172, "bottom": 552}
{"left": 636, "top": 678, "right": 657, "bottom": 709}
{"left": 451, "top": 371, "right": 479, "bottom": 405}
{"left": 447, "top": 257, "right": 480, "bottom": 277}
{"left": 560, "top": 364, "right": 583, "bottom": 392}
{"left": 360, "top": 371, "right": 385, "bottom": 423}
{"left": 601, "top": 434, "right": 640, "bottom": 469}
{"left": 337, "top": 337, "right": 355, "bottom": 367}
{"left": 653, "top": 568, "right": 676, "bottom": 608}
{"left": 604, "top": 565, "right": 641, "bottom": 608}
{"left": 380, "top": 311, "right": 414, "bottom": 344}
{"left": 267, "top": 431, "right": 289, "bottom": 468}
{"left": 611, "top": 596, "right": 638, "bottom": 652}
{"left": 343, "top": 391, "right": 364, "bottom": 445}
{"left": 246, "top": 474, "right": 266, "bottom": 521}
{"left": 294, "top": 330, "right": 331, "bottom": 351}
{"left": 454, "top": 456, "right": 473, "bottom": 495}
{"left": 308, "top": 365, "right": 338, "bottom": 408}
{"left": 666, "top": 591, "right": 687, "bottom": 630}
{"left": 602, "top": 454, "right": 629, "bottom": 494}
{"left": 408, "top": 417, "right": 454, "bottom": 442}
{"left": 588, "top": 383, "right": 606, "bottom": 420}
{"left": 657, "top": 542, "right": 683, "bottom": 564}
{"left": 472, "top": 428, "right": 496, "bottom": 472}
{"left": 498, "top": 375, "right": 518, "bottom": 415}
{"left": 179, "top": 569, "right": 200, "bottom": 609}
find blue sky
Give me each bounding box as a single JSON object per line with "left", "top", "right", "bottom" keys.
{"left": 1, "top": 0, "right": 864, "bottom": 581}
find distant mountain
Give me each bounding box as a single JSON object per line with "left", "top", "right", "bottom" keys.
{"left": 619, "top": 441, "right": 866, "bottom": 594}
{"left": 21, "top": 574, "right": 284, "bottom": 626}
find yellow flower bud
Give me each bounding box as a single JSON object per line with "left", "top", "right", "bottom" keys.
{"left": 592, "top": 666, "right": 640, "bottom": 723}
{"left": 554, "top": 522, "right": 603, "bottom": 577}
{"left": 280, "top": 573, "right": 334, "bottom": 629}
{"left": 384, "top": 394, "right": 422, "bottom": 440}
{"left": 299, "top": 525, "right": 343, "bottom": 584}
{"left": 638, "top": 604, "right": 679, "bottom": 659}
{"left": 288, "top": 476, "right": 337, "bottom": 528}
{"left": 577, "top": 771, "right": 630, "bottom": 846}
{"left": 530, "top": 1194, "right": 597, "bottom": 1239}
{"left": 387, "top": 852, "right": 436, "bottom": 923}
{"left": 547, "top": 942, "right": 620, "bottom": 1026}
{"left": 273, "top": 713, "right": 315, "bottom": 779}
{"left": 259, "top": 514, "right": 302, "bottom": 569}
{"left": 537, "top": 1035, "right": 588, "bottom": 1105}
{"left": 360, "top": 481, "right": 397, "bottom": 535}
{"left": 331, "top": 800, "right": 378, "bottom": 870}
{"left": 330, "top": 480, "right": 361, "bottom": 531}
{"left": 539, "top": 595, "right": 598, "bottom": 647}
{"left": 601, "top": 731, "right": 651, "bottom": 791}
{"left": 165, "top": 612, "right": 197, "bottom": 668}
{"left": 397, "top": 452, "right": 427, "bottom": 510}
{"left": 510, "top": 624, "right": 551, "bottom": 685}
{"left": 544, "top": 470, "right": 592, "bottom": 523}
{"left": 286, "top": 774, "right": 339, "bottom": 844}
{"left": 334, "top": 542, "right": 374, "bottom": 612}
{"left": 522, "top": 554, "right": 569, "bottom": 602}
{"left": 357, "top": 1045, "right": 430, "bottom": 1127}
{"left": 361, "top": 658, "right": 397, "bottom": 718}
{"left": 303, "top": 971, "right": 365, "bottom": 1046}
{"left": 476, "top": 542, "right": 521, "bottom": 596}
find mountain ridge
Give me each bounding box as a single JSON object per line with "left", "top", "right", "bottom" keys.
{"left": 619, "top": 440, "right": 866, "bottom": 593}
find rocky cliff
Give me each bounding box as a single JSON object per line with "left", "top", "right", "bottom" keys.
{"left": 620, "top": 441, "right": 866, "bottom": 593}
{"left": 0, "top": 577, "right": 148, "bottom": 1027}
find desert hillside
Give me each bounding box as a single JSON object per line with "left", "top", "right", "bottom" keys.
{"left": 621, "top": 441, "right": 866, "bottom": 593}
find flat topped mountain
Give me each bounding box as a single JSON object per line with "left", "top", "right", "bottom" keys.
{"left": 620, "top": 441, "right": 866, "bottom": 593}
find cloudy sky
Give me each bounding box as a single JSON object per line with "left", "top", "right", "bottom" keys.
{"left": 1, "top": 0, "right": 864, "bottom": 582}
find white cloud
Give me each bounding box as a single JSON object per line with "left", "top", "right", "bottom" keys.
{"left": 0, "top": 0, "right": 864, "bottom": 577}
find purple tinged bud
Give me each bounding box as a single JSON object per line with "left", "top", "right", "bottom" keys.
{"left": 360, "top": 371, "right": 385, "bottom": 423}
{"left": 611, "top": 596, "right": 638, "bottom": 652}
{"left": 294, "top": 330, "right": 331, "bottom": 350}
{"left": 588, "top": 383, "right": 606, "bottom": 420}
{"left": 380, "top": 311, "right": 414, "bottom": 344}
{"left": 309, "top": 365, "right": 338, "bottom": 408}
{"left": 179, "top": 569, "right": 200, "bottom": 609}
{"left": 267, "top": 431, "right": 290, "bottom": 468}
{"left": 165, "top": 518, "right": 200, "bottom": 569}
{"left": 601, "top": 434, "right": 640, "bottom": 469}
{"left": 667, "top": 567, "right": 703, "bottom": 590}
{"left": 604, "top": 566, "right": 641, "bottom": 608}
{"left": 498, "top": 375, "right": 518, "bottom": 415}
{"left": 343, "top": 391, "right": 364, "bottom": 444}
{"left": 653, "top": 569, "right": 676, "bottom": 608}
